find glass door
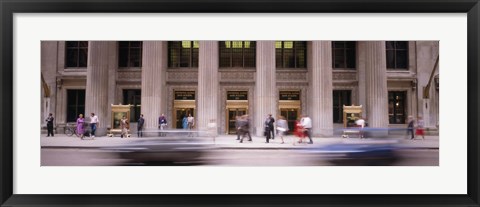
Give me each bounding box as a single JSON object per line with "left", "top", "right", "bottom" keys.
{"left": 280, "top": 108, "right": 298, "bottom": 134}
{"left": 174, "top": 108, "right": 194, "bottom": 129}
{"left": 227, "top": 108, "right": 247, "bottom": 134}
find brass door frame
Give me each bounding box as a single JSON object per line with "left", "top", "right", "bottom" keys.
{"left": 173, "top": 100, "right": 196, "bottom": 129}
{"left": 111, "top": 104, "right": 131, "bottom": 130}
{"left": 226, "top": 100, "right": 248, "bottom": 134}
{"left": 278, "top": 100, "right": 301, "bottom": 113}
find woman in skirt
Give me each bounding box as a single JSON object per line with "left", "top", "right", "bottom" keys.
{"left": 76, "top": 114, "right": 85, "bottom": 138}
{"left": 294, "top": 118, "right": 305, "bottom": 145}
{"left": 415, "top": 116, "right": 425, "bottom": 139}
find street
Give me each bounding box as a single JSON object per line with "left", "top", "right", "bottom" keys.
{"left": 41, "top": 148, "right": 438, "bottom": 166}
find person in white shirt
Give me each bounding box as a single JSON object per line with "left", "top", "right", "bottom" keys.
{"left": 300, "top": 114, "right": 313, "bottom": 144}
{"left": 355, "top": 117, "right": 366, "bottom": 138}
{"left": 90, "top": 113, "right": 99, "bottom": 137}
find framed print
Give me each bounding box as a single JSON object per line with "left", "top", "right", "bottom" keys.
{"left": 1, "top": 0, "right": 479, "bottom": 206}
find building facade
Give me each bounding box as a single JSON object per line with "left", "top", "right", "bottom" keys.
{"left": 41, "top": 41, "right": 439, "bottom": 137}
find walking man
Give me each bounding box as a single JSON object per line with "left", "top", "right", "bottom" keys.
{"left": 300, "top": 114, "right": 313, "bottom": 144}
{"left": 90, "top": 113, "right": 99, "bottom": 138}
{"left": 137, "top": 114, "right": 145, "bottom": 137}
{"left": 239, "top": 115, "right": 252, "bottom": 143}
{"left": 407, "top": 115, "right": 415, "bottom": 139}
{"left": 45, "top": 113, "right": 54, "bottom": 137}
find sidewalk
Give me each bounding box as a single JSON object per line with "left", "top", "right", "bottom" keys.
{"left": 41, "top": 134, "right": 439, "bottom": 150}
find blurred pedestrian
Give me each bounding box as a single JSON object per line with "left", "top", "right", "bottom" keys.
{"left": 294, "top": 118, "right": 305, "bottom": 144}
{"left": 120, "top": 116, "right": 129, "bottom": 138}
{"left": 45, "top": 113, "right": 54, "bottom": 137}
{"left": 244, "top": 115, "right": 252, "bottom": 141}
{"left": 137, "top": 114, "right": 144, "bottom": 137}
{"left": 276, "top": 116, "right": 289, "bottom": 144}
{"left": 76, "top": 114, "right": 85, "bottom": 138}
{"left": 355, "top": 117, "right": 366, "bottom": 139}
{"left": 415, "top": 116, "right": 425, "bottom": 139}
{"left": 407, "top": 115, "right": 415, "bottom": 139}
{"left": 235, "top": 116, "right": 241, "bottom": 140}
{"left": 239, "top": 115, "right": 252, "bottom": 143}
{"left": 90, "top": 113, "right": 99, "bottom": 138}
{"left": 182, "top": 115, "right": 188, "bottom": 130}
{"left": 300, "top": 114, "right": 313, "bottom": 144}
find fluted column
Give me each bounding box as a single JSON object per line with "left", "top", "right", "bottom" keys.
{"left": 357, "top": 42, "right": 368, "bottom": 116}
{"left": 255, "top": 41, "right": 276, "bottom": 136}
{"left": 308, "top": 41, "right": 333, "bottom": 136}
{"left": 365, "top": 41, "right": 389, "bottom": 128}
{"left": 85, "top": 41, "right": 116, "bottom": 135}
{"left": 197, "top": 41, "right": 219, "bottom": 134}
{"left": 141, "top": 41, "right": 167, "bottom": 130}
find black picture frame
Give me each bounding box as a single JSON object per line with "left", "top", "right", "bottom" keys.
{"left": 1, "top": 0, "right": 479, "bottom": 206}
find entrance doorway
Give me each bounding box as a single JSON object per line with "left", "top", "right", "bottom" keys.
{"left": 227, "top": 108, "right": 247, "bottom": 134}
{"left": 280, "top": 108, "right": 298, "bottom": 134}
{"left": 174, "top": 108, "right": 194, "bottom": 129}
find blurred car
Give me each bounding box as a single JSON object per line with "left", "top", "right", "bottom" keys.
{"left": 103, "top": 138, "right": 214, "bottom": 166}
{"left": 305, "top": 139, "right": 402, "bottom": 166}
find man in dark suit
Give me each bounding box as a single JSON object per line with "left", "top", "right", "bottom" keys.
{"left": 266, "top": 114, "right": 275, "bottom": 140}
{"left": 137, "top": 114, "right": 145, "bottom": 137}
{"left": 45, "top": 113, "right": 54, "bottom": 137}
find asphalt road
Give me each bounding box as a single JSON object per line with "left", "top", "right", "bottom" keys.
{"left": 41, "top": 148, "right": 438, "bottom": 166}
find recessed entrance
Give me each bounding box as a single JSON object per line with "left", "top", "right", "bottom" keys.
{"left": 173, "top": 91, "right": 196, "bottom": 129}
{"left": 227, "top": 108, "right": 247, "bottom": 134}
{"left": 280, "top": 108, "right": 299, "bottom": 134}
{"left": 174, "top": 108, "right": 195, "bottom": 129}
{"left": 279, "top": 91, "right": 301, "bottom": 134}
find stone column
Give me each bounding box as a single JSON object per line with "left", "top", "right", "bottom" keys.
{"left": 308, "top": 41, "right": 333, "bottom": 137}
{"left": 141, "top": 41, "right": 167, "bottom": 130}
{"left": 357, "top": 42, "right": 367, "bottom": 115}
{"left": 85, "top": 41, "right": 116, "bottom": 135}
{"left": 40, "top": 41, "right": 58, "bottom": 128}
{"left": 197, "top": 41, "right": 219, "bottom": 135}
{"left": 365, "top": 41, "right": 389, "bottom": 128}
{"left": 255, "top": 41, "right": 276, "bottom": 136}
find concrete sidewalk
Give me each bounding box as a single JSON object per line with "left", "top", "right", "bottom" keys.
{"left": 41, "top": 134, "right": 439, "bottom": 150}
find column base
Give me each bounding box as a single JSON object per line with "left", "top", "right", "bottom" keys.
{"left": 312, "top": 128, "right": 334, "bottom": 137}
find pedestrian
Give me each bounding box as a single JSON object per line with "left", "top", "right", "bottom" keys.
{"left": 120, "top": 116, "right": 129, "bottom": 138}
{"left": 239, "top": 115, "right": 253, "bottom": 143}
{"left": 137, "top": 114, "right": 145, "bottom": 137}
{"left": 276, "top": 116, "right": 289, "bottom": 144}
{"left": 182, "top": 115, "right": 188, "bottom": 130}
{"left": 235, "top": 116, "right": 241, "bottom": 140}
{"left": 158, "top": 113, "right": 167, "bottom": 137}
{"left": 45, "top": 113, "right": 54, "bottom": 137}
{"left": 407, "top": 115, "right": 415, "bottom": 139}
{"left": 264, "top": 116, "right": 272, "bottom": 143}
{"left": 415, "top": 116, "right": 425, "bottom": 139}
{"left": 300, "top": 114, "right": 313, "bottom": 144}
{"left": 294, "top": 118, "right": 305, "bottom": 144}
{"left": 76, "top": 114, "right": 85, "bottom": 138}
{"left": 244, "top": 115, "right": 253, "bottom": 141}
{"left": 187, "top": 114, "right": 195, "bottom": 137}
{"left": 90, "top": 113, "right": 99, "bottom": 138}
{"left": 355, "top": 117, "right": 366, "bottom": 139}
{"left": 266, "top": 114, "right": 275, "bottom": 140}
{"left": 187, "top": 114, "right": 195, "bottom": 130}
